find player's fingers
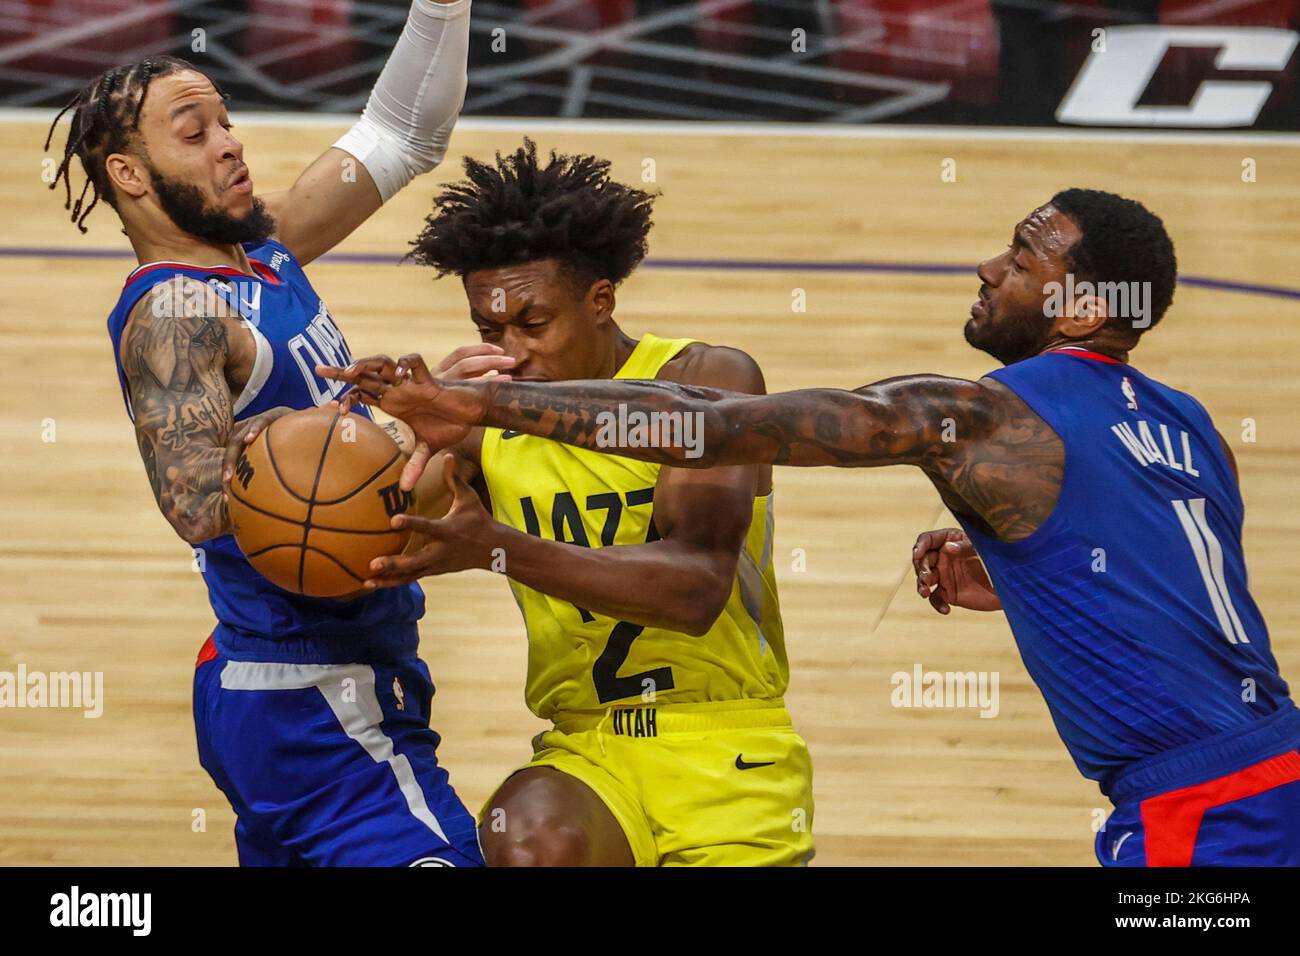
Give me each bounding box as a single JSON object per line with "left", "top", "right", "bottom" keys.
{"left": 921, "top": 555, "right": 940, "bottom": 585}
{"left": 389, "top": 514, "right": 438, "bottom": 536}
{"left": 431, "top": 344, "right": 504, "bottom": 375}
{"left": 221, "top": 411, "right": 274, "bottom": 482}
{"left": 337, "top": 388, "right": 364, "bottom": 414}
{"left": 916, "top": 548, "right": 943, "bottom": 593}
{"left": 399, "top": 440, "right": 432, "bottom": 493}
{"left": 937, "top": 545, "right": 964, "bottom": 590}
{"left": 944, "top": 538, "right": 976, "bottom": 557}
{"left": 915, "top": 555, "right": 935, "bottom": 597}
{"left": 350, "top": 390, "right": 384, "bottom": 409}
{"left": 351, "top": 356, "right": 404, "bottom": 384}
{"left": 364, "top": 551, "right": 429, "bottom": 588}
{"left": 912, "top": 530, "right": 937, "bottom": 557}
{"left": 316, "top": 355, "right": 396, "bottom": 383}
{"left": 392, "top": 353, "right": 432, "bottom": 386}
{"left": 345, "top": 369, "right": 400, "bottom": 405}
{"left": 929, "top": 590, "right": 951, "bottom": 615}
{"left": 354, "top": 355, "right": 401, "bottom": 376}
{"left": 352, "top": 366, "right": 401, "bottom": 391}
{"left": 940, "top": 541, "right": 982, "bottom": 591}
{"left": 361, "top": 571, "right": 418, "bottom": 590}
{"left": 315, "top": 364, "right": 351, "bottom": 382}
{"left": 340, "top": 386, "right": 380, "bottom": 410}
{"left": 912, "top": 530, "right": 946, "bottom": 574}
{"left": 221, "top": 425, "right": 250, "bottom": 484}
{"left": 317, "top": 366, "right": 387, "bottom": 400}
{"left": 440, "top": 353, "right": 517, "bottom": 381}
{"left": 438, "top": 454, "right": 477, "bottom": 508}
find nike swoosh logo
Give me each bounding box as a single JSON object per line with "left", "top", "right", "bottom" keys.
{"left": 1111, "top": 831, "right": 1134, "bottom": 860}
{"left": 735, "top": 755, "right": 775, "bottom": 770}
{"left": 501, "top": 430, "right": 524, "bottom": 440}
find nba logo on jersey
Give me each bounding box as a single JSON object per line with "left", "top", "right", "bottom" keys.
{"left": 1121, "top": 376, "right": 1138, "bottom": 410}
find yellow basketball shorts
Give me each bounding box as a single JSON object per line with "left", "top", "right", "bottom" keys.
{"left": 482, "top": 698, "right": 815, "bottom": 866}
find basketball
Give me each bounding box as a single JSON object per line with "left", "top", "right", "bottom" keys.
{"left": 227, "top": 406, "right": 413, "bottom": 597}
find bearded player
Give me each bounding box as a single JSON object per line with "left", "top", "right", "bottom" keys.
{"left": 332, "top": 140, "right": 814, "bottom": 866}
{"left": 44, "top": 1, "right": 516, "bottom": 866}
{"left": 330, "top": 189, "right": 1300, "bottom": 866}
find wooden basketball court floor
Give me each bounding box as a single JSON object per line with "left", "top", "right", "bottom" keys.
{"left": 1, "top": 114, "right": 1297, "bottom": 866}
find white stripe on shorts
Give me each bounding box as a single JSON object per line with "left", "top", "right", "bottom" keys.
{"left": 220, "top": 660, "right": 449, "bottom": 842}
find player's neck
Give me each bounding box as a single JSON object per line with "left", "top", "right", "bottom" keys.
{"left": 1037, "top": 334, "right": 1131, "bottom": 364}
{"left": 603, "top": 326, "right": 639, "bottom": 378}
{"left": 130, "top": 230, "right": 253, "bottom": 276}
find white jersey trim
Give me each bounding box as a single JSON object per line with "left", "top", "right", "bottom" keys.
{"left": 232, "top": 319, "right": 273, "bottom": 418}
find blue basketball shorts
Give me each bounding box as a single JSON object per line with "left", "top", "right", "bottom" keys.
{"left": 193, "top": 635, "right": 483, "bottom": 867}
{"left": 1098, "top": 709, "right": 1300, "bottom": 866}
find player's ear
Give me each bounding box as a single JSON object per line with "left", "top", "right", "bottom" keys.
{"left": 105, "top": 152, "right": 149, "bottom": 201}
{"left": 1061, "top": 292, "right": 1108, "bottom": 337}
{"left": 588, "top": 278, "right": 616, "bottom": 325}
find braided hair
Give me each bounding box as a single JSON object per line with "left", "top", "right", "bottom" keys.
{"left": 44, "top": 56, "right": 218, "bottom": 233}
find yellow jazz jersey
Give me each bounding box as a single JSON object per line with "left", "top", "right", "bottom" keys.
{"left": 479, "top": 334, "right": 788, "bottom": 722}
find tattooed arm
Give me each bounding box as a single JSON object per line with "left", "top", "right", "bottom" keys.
{"left": 453, "top": 376, "right": 1065, "bottom": 540}
{"left": 320, "top": 357, "right": 1065, "bottom": 542}
{"left": 120, "top": 278, "right": 269, "bottom": 545}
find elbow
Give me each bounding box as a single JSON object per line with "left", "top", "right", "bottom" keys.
{"left": 166, "top": 509, "right": 222, "bottom": 547}
{"left": 677, "top": 612, "right": 721, "bottom": 638}
{"left": 172, "top": 525, "right": 216, "bottom": 548}
{"left": 670, "top": 572, "right": 733, "bottom": 636}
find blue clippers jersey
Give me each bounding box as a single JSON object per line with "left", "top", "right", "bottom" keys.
{"left": 106, "top": 240, "right": 424, "bottom": 664}
{"left": 957, "top": 348, "right": 1291, "bottom": 790}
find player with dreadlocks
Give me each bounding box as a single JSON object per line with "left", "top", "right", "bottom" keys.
{"left": 326, "top": 139, "right": 815, "bottom": 867}
{"left": 45, "top": 1, "right": 516, "bottom": 867}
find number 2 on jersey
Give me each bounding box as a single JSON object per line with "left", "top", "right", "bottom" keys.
{"left": 519, "top": 487, "right": 677, "bottom": 702}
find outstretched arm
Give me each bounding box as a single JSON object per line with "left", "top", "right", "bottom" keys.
{"left": 323, "top": 356, "right": 999, "bottom": 468}
{"left": 321, "top": 355, "right": 1065, "bottom": 540}
{"left": 262, "top": 0, "right": 471, "bottom": 264}
{"left": 467, "top": 375, "right": 1000, "bottom": 469}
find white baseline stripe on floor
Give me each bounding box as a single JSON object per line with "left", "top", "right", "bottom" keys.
{"left": 5, "top": 106, "right": 1300, "bottom": 145}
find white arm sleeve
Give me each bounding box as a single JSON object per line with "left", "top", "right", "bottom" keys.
{"left": 333, "top": 0, "right": 471, "bottom": 202}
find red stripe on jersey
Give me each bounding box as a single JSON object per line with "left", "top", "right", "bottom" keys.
{"left": 1140, "top": 749, "right": 1300, "bottom": 866}
{"left": 125, "top": 259, "right": 281, "bottom": 288}
{"left": 196, "top": 633, "right": 218, "bottom": 668}
{"left": 1047, "top": 348, "right": 1125, "bottom": 364}
{"left": 250, "top": 259, "right": 282, "bottom": 285}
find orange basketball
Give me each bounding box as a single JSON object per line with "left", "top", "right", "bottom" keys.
{"left": 227, "top": 406, "right": 413, "bottom": 597}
